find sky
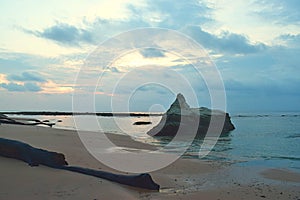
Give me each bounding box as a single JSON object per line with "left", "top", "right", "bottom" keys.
{"left": 0, "top": 0, "right": 299, "bottom": 113}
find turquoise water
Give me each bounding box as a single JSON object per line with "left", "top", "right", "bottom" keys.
{"left": 225, "top": 114, "right": 300, "bottom": 171}
{"left": 8, "top": 113, "right": 300, "bottom": 171}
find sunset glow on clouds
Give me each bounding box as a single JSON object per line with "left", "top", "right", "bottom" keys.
{"left": 0, "top": 0, "right": 299, "bottom": 112}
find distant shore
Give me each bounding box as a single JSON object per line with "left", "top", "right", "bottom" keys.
{"left": 2, "top": 111, "right": 300, "bottom": 118}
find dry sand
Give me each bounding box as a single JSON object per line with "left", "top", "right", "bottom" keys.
{"left": 0, "top": 124, "right": 299, "bottom": 200}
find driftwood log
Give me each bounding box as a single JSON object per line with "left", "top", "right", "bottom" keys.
{"left": 0, "top": 138, "right": 68, "bottom": 167}
{"left": 61, "top": 166, "right": 159, "bottom": 190}
{"left": 0, "top": 138, "right": 160, "bottom": 191}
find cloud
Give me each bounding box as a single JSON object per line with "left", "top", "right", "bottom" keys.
{"left": 24, "top": 18, "right": 149, "bottom": 46}
{"left": 109, "top": 67, "right": 121, "bottom": 73}
{"left": 136, "top": 83, "right": 170, "bottom": 94}
{"left": 0, "top": 52, "right": 79, "bottom": 87}
{"left": 25, "top": 23, "right": 94, "bottom": 46}
{"left": 0, "top": 54, "right": 37, "bottom": 74}
{"left": 0, "top": 83, "right": 26, "bottom": 92}
{"left": 217, "top": 44, "right": 300, "bottom": 97}
{"left": 253, "top": 0, "right": 300, "bottom": 25}
{"left": 128, "top": 0, "right": 212, "bottom": 28}
{"left": 0, "top": 82, "right": 42, "bottom": 92}
{"left": 185, "top": 26, "right": 267, "bottom": 55}
{"left": 277, "top": 33, "right": 300, "bottom": 47}
{"left": 22, "top": 0, "right": 212, "bottom": 47}
{"left": 0, "top": 70, "right": 45, "bottom": 92}
{"left": 8, "top": 71, "right": 46, "bottom": 82}
{"left": 5, "top": 0, "right": 299, "bottom": 112}
{"left": 139, "top": 48, "right": 165, "bottom": 58}
{"left": 24, "top": 82, "right": 42, "bottom": 92}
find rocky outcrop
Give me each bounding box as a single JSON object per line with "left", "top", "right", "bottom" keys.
{"left": 133, "top": 121, "right": 152, "bottom": 125}
{"left": 147, "top": 93, "right": 235, "bottom": 138}
{"left": 0, "top": 114, "right": 7, "bottom": 118}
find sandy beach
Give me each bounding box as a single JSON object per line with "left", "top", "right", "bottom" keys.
{"left": 0, "top": 124, "right": 299, "bottom": 200}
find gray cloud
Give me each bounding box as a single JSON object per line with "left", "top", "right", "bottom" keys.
{"left": 253, "top": 0, "right": 300, "bottom": 25}
{"left": 25, "top": 23, "right": 94, "bottom": 46}
{"left": 90, "top": 17, "right": 148, "bottom": 34}
{"left": 279, "top": 33, "right": 300, "bottom": 41}
{"left": 128, "top": 0, "right": 212, "bottom": 28}
{"left": 0, "top": 54, "right": 37, "bottom": 74}
{"left": 225, "top": 78, "right": 300, "bottom": 97}
{"left": 21, "top": 0, "right": 264, "bottom": 57}
{"left": 23, "top": 0, "right": 212, "bottom": 47}
{"left": 1, "top": 70, "right": 45, "bottom": 92}
{"left": 217, "top": 44, "right": 300, "bottom": 98}
{"left": 140, "top": 48, "right": 165, "bottom": 58}
{"left": 24, "top": 82, "right": 42, "bottom": 92}
{"left": 8, "top": 71, "right": 46, "bottom": 82}
{"left": 109, "top": 67, "right": 121, "bottom": 73}
{"left": 24, "top": 18, "right": 149, "bottom": 46}
{"left": 0, "top": 82, "right": 42, "bottom": 92}
{"left": 137, "top": 84, "right": 170, "bottom": 95}
{"left": 277, "top": 33, "right": 300, "bottom": 47}
{"left": 0, "top": 83, "right": 26, "bottom": 92}
{"left": 9, "top": 0, "right": 299, "bottom": 112}
{"left": 185, "top": 26, "right": 267, "bottom": 55}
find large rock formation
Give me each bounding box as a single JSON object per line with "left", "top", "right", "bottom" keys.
{"left": 147, "top": 93, "right": 235, "bottom": 138}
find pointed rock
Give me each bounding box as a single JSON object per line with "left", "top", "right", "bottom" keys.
{"left": 147, "top": 94, "right": 235, "bottom": 138}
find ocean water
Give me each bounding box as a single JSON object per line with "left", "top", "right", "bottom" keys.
{"left": 228, "top": 114, "right": 300, "bottom": 171}
{"left": 7, "top": 113, "right": 300, "bottom": 171}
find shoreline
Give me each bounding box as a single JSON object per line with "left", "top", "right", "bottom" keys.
{"left": 0, "top": 111, "right": 163, "bottom": 117}
{"left": 0, "top": 124, "right": 299, "bottom": 199}
{"left": 2, "top": 111, "right": 300, "bottom": 117}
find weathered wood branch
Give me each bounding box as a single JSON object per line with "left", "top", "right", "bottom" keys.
{"left": 0, "top": 138, "right": 160, "bottom": 191}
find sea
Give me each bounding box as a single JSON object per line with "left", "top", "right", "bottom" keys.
{"left": 6, "top": 112, "right": 300, "bottom": 172}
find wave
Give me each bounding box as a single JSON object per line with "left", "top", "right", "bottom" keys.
{"left": 261, "top": 155, "right": 300, "bottom": 161}
{"left": 286, "top": 134, "right": 300, "bottom": 139}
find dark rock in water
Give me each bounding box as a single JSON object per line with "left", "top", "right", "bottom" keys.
{"left": 0, "top": 114, "right": 6, "bottom": 124}
{"left": 0, "top": 114, "right": 8, "bottom": 118}
{"left": 0, "top": 138, "right": 68, "bottom": 167}
{"left": 133, "top": 121, "right": 152, "bottom": 125}
{"left": 147, "top": 93, "right": 235, "bottom": 138}
{"left": 0, "top": 115, "right": 55, "bottom": 127}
